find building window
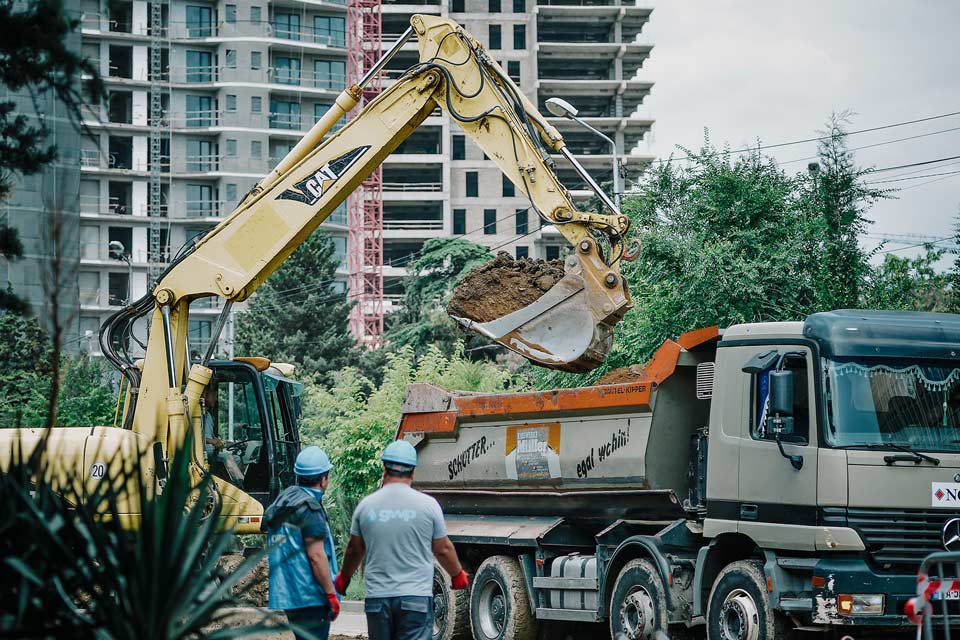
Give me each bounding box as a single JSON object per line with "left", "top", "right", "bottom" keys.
{"left": 314, "top": 15, "right": 346, "bottom": 47}
{"left": 225, "top": 138, "right": 237, "bottom": 157}
{"left": 451, "top": 0, "right": 464, "bottom": 12}
{"left": 185, "top": 5, "right": 213, "bottom": 37}
{"left": 251, "top": 140, "right": 262, "bottom": 159}
{"left": 515, "top": 245, "right": 528, "bottom": 259}
{"left": 466, "top": 171, "right": 478, "bottom": 197}
{"left": 251, "top": 96, "right": 262, "bottom": 113}
{"left": 489, "top": 0, "right": 500, "bottom": 11}
{"left": 108, "top": 45, "right": 133, "bottom": 79}
{"left": 185, "top": 50, "right": 212, "bottom": 82}
{"left": 186, "top": 183, "right": 216, "bottom": 217}
{"left": 314, "top": 59, "right": 346, "bottom": 89}
{"left": 270, "top": 99, "right": 300, "bottom": 130}
{"left": 224, "top": 49, "right": 236, "bottom": 69}
{"left": 513, "top": 24, "right": 526, "bottom": 50}
{"left": 507, "top": 60, "right": 520, "bottom": 83}
{"left": 502, "top": 175, "right": 515, "bottom": 197}
{"left": 515, "top": 208, "right": 528, "bottom": 234}
{"left": 489, "top": 24, "right": 501, "bottom": 50}
{"left": 225, "top": 4, "right": 236, "bottom": 23}
{"left": 453, "top": 208, "right": 466, "bottom": 235}
{"left": 452, "top": 135, "right": 465, "bottom": 160}
{"left": 108, "top": 272, "right": 130, "bottom": 306}
{"left": 274, "top": 56, "right": 301, "bottom": 84}
{"left": 186, "top": 138, "right": 215, "bottom": 171}
{"left": 251, "top": 51, "right": 262, "bottom": 70}
{"left": 108, "top": 91, "right": 133, "bottom": 124}
{"left": 226, "top": 183, "right": 237, "bottom": 203}
{"left": 225, "top": 94, "right": 237, "bottom": 112}
{"left": 545, "top": 245, "right": 560, "bottom": 261}
{"left": 483, "top": 209, "right": 497, "bottom": 235}
{"left": 513, "top": 0, "right": 524, "bottom": 12}
{"left": 273, "top": 13, "right": 300, "bottom": 40}
{"left": 108, "top": 136, "right": 133, "bottom": 169}
{"left": 185, "top": 94, "right": 212, "bottom": 127}
{"left": 250, "top": 6, "right": 261, "bottom": 23}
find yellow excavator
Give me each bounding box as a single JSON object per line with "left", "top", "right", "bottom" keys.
{"left": 1, "top": 15, "right": 633, "bottom": 531}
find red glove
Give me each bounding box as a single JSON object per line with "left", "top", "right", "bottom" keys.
{"left": 326, "top": 592, "right": 341, "bottom": 620}
{"left": 334, "top": 572, "right": 350, "bottom": 595}
{"left": 451, "top": 569, "right": 469, "bottom": 590}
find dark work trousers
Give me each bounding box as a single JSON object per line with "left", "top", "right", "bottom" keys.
{"left": 285, "top": 605, "right": 332, "bottom": 640}
{"left": 364, "top": 595, "right": 433, "bottom": 640}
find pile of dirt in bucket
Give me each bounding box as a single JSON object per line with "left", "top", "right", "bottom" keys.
{"left": 447, "top": 252, "right": 565, "bottom": 324}
{"left": 219, "top": 553, "right": 270, "bottom": 607}
{"left": 595, "top": 364, "right": 648, "bottom": 385}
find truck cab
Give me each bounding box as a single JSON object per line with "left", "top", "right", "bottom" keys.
{"left": 704, "top": 309, "right": 960, "bottom": 628}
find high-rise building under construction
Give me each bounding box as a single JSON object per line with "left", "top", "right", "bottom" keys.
{"left": 74, "top": 0, "right": 653, "bottom": 353}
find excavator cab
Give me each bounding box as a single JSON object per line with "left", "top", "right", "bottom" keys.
{"left": 201, "top": 359, "right": 302, "bottom": 506}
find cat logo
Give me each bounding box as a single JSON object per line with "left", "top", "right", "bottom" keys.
{"left": 275, "top": 146, "right": 370, "bottom": 206}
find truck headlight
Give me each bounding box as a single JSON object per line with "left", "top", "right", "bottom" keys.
{"left": 837, "top": 594, "right": 885, "bottom": 616}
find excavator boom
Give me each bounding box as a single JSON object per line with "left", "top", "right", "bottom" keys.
{"left": 102, "top": 15, "right": 633, "bottom": 460}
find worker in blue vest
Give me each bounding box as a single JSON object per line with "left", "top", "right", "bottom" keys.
{"left": 262, "top": 446, "right": 341, "bottom": 640}
{"left": 335, "top": 440, "right": 468, "bottom": 640}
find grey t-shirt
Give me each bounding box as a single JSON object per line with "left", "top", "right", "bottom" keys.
{"left": 350, "top": 482, "right": 447, "bottom": 598}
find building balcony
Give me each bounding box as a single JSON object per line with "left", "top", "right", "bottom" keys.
{"left": 82, "top": 17, "right": 348, "bottom": 47}
{"left": 536, "top": 5, "right": 653, "bottom": 43}
{"left": 546, "top": 115, "right": 653, "bottom": 154}
{"left": 537, "top": 78, "right": 653, "bottom": 117}
{"left": 537, "top": 42, "right": 652, "bottom": 80}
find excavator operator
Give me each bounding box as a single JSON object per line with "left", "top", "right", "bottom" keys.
{"left": 201, "top": 383, "right": 244, "bottom": 486}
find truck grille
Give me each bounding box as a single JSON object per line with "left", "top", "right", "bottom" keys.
{"left": 821, "top": 507, "right": 952, "bottom": 572}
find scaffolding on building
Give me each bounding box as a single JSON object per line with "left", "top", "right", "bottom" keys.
{"left": 346, "top": 0, "right": 384, "bottom": 348}
{"left": 147, "top": 0, "right": 170, "bottom": 284}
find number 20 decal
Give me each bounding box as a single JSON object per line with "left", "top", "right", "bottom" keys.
{"left": 90, "top": 462, "right": 106, "bottom": 480}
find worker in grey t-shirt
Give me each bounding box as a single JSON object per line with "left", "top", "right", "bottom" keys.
{"left": 335, "top": 440, "right": 468, "bottom": 640}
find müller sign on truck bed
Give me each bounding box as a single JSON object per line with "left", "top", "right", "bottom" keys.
{"left": 400, "top": 310, "right": 960, "bottom": 640}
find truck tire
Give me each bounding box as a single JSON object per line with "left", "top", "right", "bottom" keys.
{"left": 469, "top": 555, "right": 536, "bottom": 640}
{"left": 608, "top": 559, "right": 669, "bottom": 640}
{"left": 434, "top": 562, "right": 471, "bottom": 640}
{"left": 706, "top": 560, "right": 791, "bottom": 640}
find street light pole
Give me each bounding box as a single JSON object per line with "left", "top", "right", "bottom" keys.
{"left": 545, "top": 97, "right": 622, "bottom": 209}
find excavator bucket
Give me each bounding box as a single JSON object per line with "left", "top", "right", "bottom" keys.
{"left": 448, "top": 250, "right": 630, "bottom": 373}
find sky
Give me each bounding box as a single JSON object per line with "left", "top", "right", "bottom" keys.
{"left": 632, "top": 0, "right": 960, "bottom": 258}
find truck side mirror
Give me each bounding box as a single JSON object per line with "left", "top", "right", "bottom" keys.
{"left": 768, "top": 369, "right": 794, "bottom": 418}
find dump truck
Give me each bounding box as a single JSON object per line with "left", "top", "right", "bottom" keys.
{"left": 401, "top": 310, "right": 960, "bottom": 640}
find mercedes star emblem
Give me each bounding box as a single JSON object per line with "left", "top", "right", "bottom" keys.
{"left": 954, "top": 472, "right": 960, "bottom": 483}
{"left": 943, "top": 518, "right": 960, "bottom": 551}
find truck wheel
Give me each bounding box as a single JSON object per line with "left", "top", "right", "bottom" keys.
{"left": 608, "top": 559, "right": 668, "bottom": 640}
{"left": 434, "top": 563, "right": 470, "bottom": 640}
{"left": 470, "top": 555, "right": 536, "bottom": 640}
{"left": 706, "top": 560, "right": 791, "bottom": 640}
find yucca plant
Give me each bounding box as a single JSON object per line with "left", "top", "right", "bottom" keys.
{"left": 0, "top": 436, "right": 296, "bottom": 639}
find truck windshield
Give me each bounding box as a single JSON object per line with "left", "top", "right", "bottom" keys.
{"left": 824, "top": 359, "right": 960, "bottom": 451}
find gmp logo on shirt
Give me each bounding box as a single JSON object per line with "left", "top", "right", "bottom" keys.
{"left": 368, "top": 508, "right": 418, "bottom": 523}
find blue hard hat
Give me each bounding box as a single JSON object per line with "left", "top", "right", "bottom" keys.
{"left": 295, "top": 446, "right": 333, "bottom": 476}
{"left": 382, "top": 440, "right": 417, "bottom": 468}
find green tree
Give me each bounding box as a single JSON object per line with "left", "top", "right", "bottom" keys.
{"left": 864, "top": 247, "right": 952, "bottom": 312}
{"left": 301, "top": 344, "right": 521, "bottom": 551}
{"left": 385, "top": 237, "right": 491, "bottom": 356}
{"left": 56, "top": 354, "right": 117, "bottom": 427}
{"left": 806, "top": 113, "right": 888, "bottom": 308}
{"left": 0, "top": 312, "right": 50, "bottom": 426}
{"left": 235, "top": 231, "right": 358, "bottom": 386}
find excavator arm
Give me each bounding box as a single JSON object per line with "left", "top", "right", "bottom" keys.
{"left": 101, "top": 15, "right": 632, "bottom": 461}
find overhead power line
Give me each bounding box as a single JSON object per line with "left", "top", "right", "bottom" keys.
{"left": 651, "top": 109, "right": 960, "bottom": 165}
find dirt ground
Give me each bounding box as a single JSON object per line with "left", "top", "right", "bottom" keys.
{"left": 219, "top": 553, "right": 270, "bottom": 608}
{"left": 595, "top": 364, "right": 648, "bottom": 385}
{"left": 447, "top": 252, "right": 565, "bottom": 323}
